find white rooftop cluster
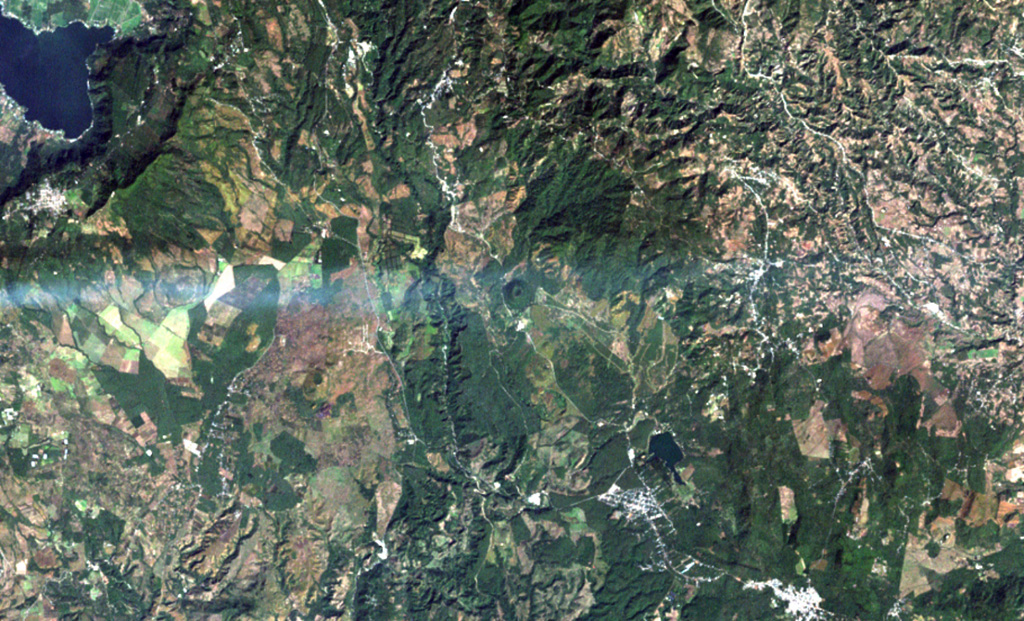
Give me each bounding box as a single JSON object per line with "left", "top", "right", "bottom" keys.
{"left": 597, "top": 485, "right": 667, "bottom": 523}
{"left": 745, "top": 579, "right": 826, "bottom": 621}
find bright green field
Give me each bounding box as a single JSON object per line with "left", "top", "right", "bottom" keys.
{"left": 4, "top": 0, "right": 142, "bottom": 32}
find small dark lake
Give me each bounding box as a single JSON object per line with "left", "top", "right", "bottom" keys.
{"left": 0, "top": 11, "right": 112, "bottom": 138}
{"left": 648, "top": 431, "right": 684, "bottom": 483}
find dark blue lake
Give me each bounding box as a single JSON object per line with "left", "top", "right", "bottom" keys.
{"left": 0, "top": 12, "right": 112, "bottom": 139}
{"left": 649, "top": 432, "right": 684, "bottom": 483}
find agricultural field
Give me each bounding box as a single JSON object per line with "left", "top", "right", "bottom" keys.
{"left": 2, "top": 0, "right": 142, "bottom": 32}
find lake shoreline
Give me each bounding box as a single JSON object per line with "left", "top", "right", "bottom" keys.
{"left": 0, "top": 10, "right": 114, "bottom": 140}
